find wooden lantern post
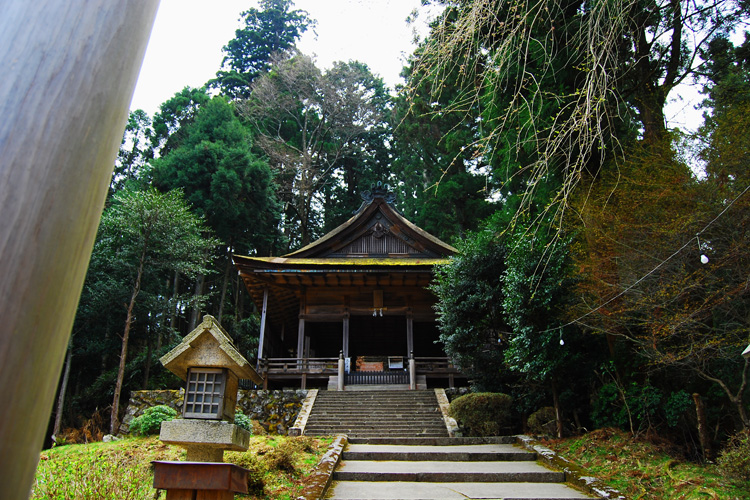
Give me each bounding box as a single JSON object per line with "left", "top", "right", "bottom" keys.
{"left": 0, "top": 1, "right": 160, "bottom": 498}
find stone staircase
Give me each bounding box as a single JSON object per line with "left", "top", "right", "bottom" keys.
{"left": 303, "top": 390, "right": 449, "bottom": 438}
{"left": 327, "top": 437, "right": 595, "bottom": 500}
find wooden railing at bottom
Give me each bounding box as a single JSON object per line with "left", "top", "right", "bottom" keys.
{"left": 414, "top": 357, "right": 461, "bottom": 374}
{"left": 245, "top": 356, "right": 464, "bottom": 389}
{"left": 259, "top": 357, "right": 339, "bottom": 374}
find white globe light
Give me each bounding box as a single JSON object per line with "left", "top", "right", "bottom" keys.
{"left": 700, "top": 254, "right": 709, "bottom": 264}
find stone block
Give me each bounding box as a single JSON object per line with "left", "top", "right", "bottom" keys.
{"left": 159, "top": 419, "right": 250, "bottom": 452}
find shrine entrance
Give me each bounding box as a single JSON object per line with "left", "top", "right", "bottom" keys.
{"left": 234, "top": 183, "right": 466, "bottom": 389}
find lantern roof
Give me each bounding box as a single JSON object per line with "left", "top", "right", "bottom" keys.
{"left": 160, "top": 315, "right": 262, "bottom": 384}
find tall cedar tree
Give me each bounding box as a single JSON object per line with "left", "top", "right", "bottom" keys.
{"left": 212, "top": 0, "right": 313, "bottom": 99}
{"left": 152, "top": 96, "right": 279, "bottom": 325}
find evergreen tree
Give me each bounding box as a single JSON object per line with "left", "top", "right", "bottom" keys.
{"left": 152, "top": 96, "right": 279, "bottom": 327}
{"left": 212, "top": 0, "right": 313, "bottom": 99}
{"left": 92, "top": 188, "right": 218, "bottom": 434}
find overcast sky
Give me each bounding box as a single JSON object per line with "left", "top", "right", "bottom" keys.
{"left": 129, "top": 0, "right": 438, "bottom": 116}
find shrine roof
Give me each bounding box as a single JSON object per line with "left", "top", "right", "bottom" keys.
{"left": 233, "top": 256, "right": 449, "bottom": 270}
{"left": 285, "top": 187, "right": 457, "bottom": 259}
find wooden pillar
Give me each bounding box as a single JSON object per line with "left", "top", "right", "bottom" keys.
{"left": 256, "top": 288, "right": 269, "bottom": 370}
{"left": 406, "top": 310, "right": 414, "bottom": 356}
{"left": 342, "top": 312, "right": 350, "bottom": 359}
{"left": 0, "top": 2, "right": 159, "bottom": 498}
{"left": 297, "top": 293, "right": 306, "bottom": 370}
{"left": 297, "top": 318, "right": 306, "bottom": 360}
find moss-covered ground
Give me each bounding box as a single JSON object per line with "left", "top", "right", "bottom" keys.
{"left": 32, "top": 434, "right": 333, "bottom": 500}
{"left": 543, "top": 428, "right": 750, "bottom": 499}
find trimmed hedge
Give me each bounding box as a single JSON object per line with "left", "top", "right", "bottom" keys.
{"left": 527, "top": 406, "right": 557, "bottom": 435}
{"left": 448, "top": 392, "right": 512, "bottom": 436}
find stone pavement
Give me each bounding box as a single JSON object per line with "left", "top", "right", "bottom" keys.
{"left": 327, "top": 438, "right": 596, "bottom": 500}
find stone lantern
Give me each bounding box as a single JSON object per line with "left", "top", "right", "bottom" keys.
{"left": 153, "top": 315, "right": 263, "bottom": 499}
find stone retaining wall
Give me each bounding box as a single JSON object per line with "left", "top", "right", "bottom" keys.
{"left": 122, "top": 389, "right": 308, "bottom": 435}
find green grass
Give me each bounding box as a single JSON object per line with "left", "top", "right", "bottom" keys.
{"left": 33, "top": 435, "right": 333, "bottom": 500}
{"left": 544, "top": 428, "right": 750, "bottom": 499}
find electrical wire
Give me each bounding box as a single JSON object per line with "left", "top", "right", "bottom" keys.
{"left": 554, "top": 182, "right": 750, "bottom": 333}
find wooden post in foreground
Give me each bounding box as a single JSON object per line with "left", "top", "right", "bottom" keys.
{"left": 0, "top": 2, "right": 160, "bottom": 498}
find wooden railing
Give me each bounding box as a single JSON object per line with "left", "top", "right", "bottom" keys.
{"left": 259, "top": 357, "right": 339, "bottom": 375}
{"left": 250, "top": 356, "right": 463, "bottom": 389}
{"left": 345, "top": 370, "right": 409, "bottom": 385}
{"left": 414, "top": 357, "right": 461, "bottom": 374}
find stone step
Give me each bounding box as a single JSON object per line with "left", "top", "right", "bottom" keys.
{"left": 326, "top": 481, "right": 593, "bottom": 500}
{"left": 311, "top": 409, "right": 442, "bottom": 413}
{"left": 306, "top": 423, "right": 446, "bottom": 429}
{"left": 306, "top": 429, "right": 449, "bottom": 436}
{"left": 348, "top": 437, "right": 517, "bottom": 445}
{"left": 306, "top": 415, "right": 444, "bottom": 421}
{"left": 306, "top": 431, "right": 449, "bottom": 438}
{"left": 315, "top": 391, "right": 437, "bottom": 397}
{"left": 342, "top": 443, "right": 536, "bottom": 462}
{"left": 306, "top": 425, "right": 447, "bottom": 431}
{"left": 304, "top": 389, "right": 450, "bottom": 439}
{"left": 333, "top": 460, "right": 564, "bottom": 483}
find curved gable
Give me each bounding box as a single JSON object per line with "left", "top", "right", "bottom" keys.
{"left": 285, "top": 185, "right": 457, "bottom": 259}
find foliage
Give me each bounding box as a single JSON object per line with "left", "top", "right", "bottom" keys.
{"left": 392, "top": 38, "right": 496, "bottom": 242}
{"left": 431, "top": 217, "right": 508, "bottom": 391}
{"left": 212, "top": 0, "right": 313, "bottom": 99}
{"left": 151, "top": 86, "right": 211, "bottom": 157}
{"left": 239, "top": 54, "right": 391, "bottom": 249}
{"left": 153, "top": 95, "right": 279, "bottom": 254}
{"left": 448, "top": 392, "right": 513, "bottom": 436}
{"left": 234, "top": 411, "right": 253, "bottom": 432}
{"left": 527, "top": 407, "right": 557, "bottom": 436}
{"left": 112, "top": 109, "right": 154, "bottom": 195}
{"left": 95, "top": 187, "right": 219, "bottom": 433}
{"left": 546, "top": 428, "right": 750, "bottom": 499}
{"left": 591, "top": 382, "right": 693, "bottom": 435}
{"left": 717, "top": 430, "right": 750, "bottom": 481}
{"left": 411, "top": 0, "right": 746, "bottom": 221}
{"left": 570, "top": 137, "right": 750, "bottom": 429}
{"left": 128, "top": 405, "right": 177, "bottom": 436}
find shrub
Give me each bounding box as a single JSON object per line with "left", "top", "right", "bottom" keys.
{"left": 448, "top": 392, "right": 513, "bottom": 436}
{"left": 717, "top": 430, "right": 750, "bottom": 481}
{"left": 234, "top": 411, "right": 253, "bottom": 432}
{"left": 129, "top": 405, "right": 177, "bottom": 436}
{"left": 527, "top": 406, "right": 557, "bottom": 435}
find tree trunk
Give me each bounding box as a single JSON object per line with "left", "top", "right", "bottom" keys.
{"left": 169, "top": 271, "right": 179, "bottom": 330}
{"left": 52, "top": 342, "right": 73, "bottom": 440}
{"left": 111, "top": 250, "right": 146, "bottom": 435}
{"left": 142, "top": 328, "right": 152, "bottom": 389}
{"left": 693, "top": 393, "right": 712, "bottom": 461}
{"left": 189, "top": 273, "right": 205, "bottom": 331}
{"left": 698, "top": 360, "right": 749, "bottom": 430}
{"left": 551, "top": 379, "right": 563, "bottom": 438}
{"left": 217, "top": 250, "right": 233, "bottom": 324}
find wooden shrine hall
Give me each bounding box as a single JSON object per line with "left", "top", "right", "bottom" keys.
{"left": 233, "top": 183, "right": 465, "bottom": 389}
